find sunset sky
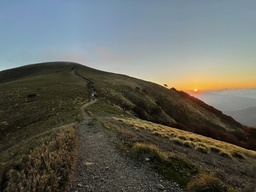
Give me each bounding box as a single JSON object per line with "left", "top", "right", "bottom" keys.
{"left": 1, "top": 1, "right": 256, "bottom": 90}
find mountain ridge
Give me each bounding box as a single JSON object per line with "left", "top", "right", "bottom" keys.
{"left": 1, "top": 61, "right": 256, "bottom": 191}
{"left": 1, "top": 62, "right": 253, "bottom": 147}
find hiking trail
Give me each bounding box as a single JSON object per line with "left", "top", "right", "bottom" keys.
{"left": 69, "top": 67, "right": 183, "bottom": 192}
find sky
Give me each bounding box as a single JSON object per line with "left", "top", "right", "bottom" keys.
{"left": 1, "top": 0, "right": 256, "bottom": 91}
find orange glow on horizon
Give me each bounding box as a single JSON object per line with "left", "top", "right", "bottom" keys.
{"left": 169, "top": 81, "right": 256, "bottom": 92}
{"left": 162, "top": 75, "right": 256, "bottom": 92}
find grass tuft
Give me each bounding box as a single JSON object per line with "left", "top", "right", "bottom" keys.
{"left": 196, "top": 146, "right": 209, "bottom": 154}
{"left": 210, "top": 147, "right": 221, "bottom": 153}
{"left": 104, "top": 117, "right": 256, "bottom": 191}
{"left": 1, "top": 124, "right": 77, "bottom": 192}
{"left": 220, "top": 151, "right": 232, "bottom": 159}
{"left": 130, "top": 142, "right": 199, "bottom": 187}
{"left": 131, "top": 142, "right": 168, "bottom": 162}
{"left": 231, "top": 151, "right": 245, "bottom": 159}
{"left": 186, "top": 174, "right": 236, "bottom": 192}
{"left": 184, "top": 141, "right": 196, "bottom": 148}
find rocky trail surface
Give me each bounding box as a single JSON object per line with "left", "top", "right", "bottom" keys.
{"left": 69, "top": 68, "right": 183, "bottom": 191}
{"left": 68, "top": 100, "right": 183, "bottom": 192}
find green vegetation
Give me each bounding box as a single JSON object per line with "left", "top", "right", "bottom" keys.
{"left": 0, "top": 63, "right": 87, "bottom": 190}
{"left": 101, "top": 116, "right": 256, "bottom": 191}
{"left": 1, "top": 62, "right": 256, "bottom": 191}
{"left": 131, "top": 142, "right": 168, "bottom": 162}
{"left": 113, "top": 117, "right": 256, "bottom": 160}
{"left": 1, "top": 124, "right": 77, "bottom": 192}
{"left": 130, "top": 143, "right": 199, "bottom": 186}
{"left": 77, "top": 64, "right": 256, "bottom": 152}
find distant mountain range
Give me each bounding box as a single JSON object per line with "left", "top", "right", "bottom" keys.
{"left": 188, "top": 89, "right": 256, "bottom": 128}
{"left": 225, "top": 106, "right": 256, "bottom": 128}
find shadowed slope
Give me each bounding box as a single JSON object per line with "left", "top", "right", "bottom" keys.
{"left": 72, "top": 63, "right": 256, "bottom": 150}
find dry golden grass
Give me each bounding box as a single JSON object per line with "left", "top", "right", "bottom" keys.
{"left": 131, "top": 142, "right": 169, "bottom": 161}
{"left": 114, "top": 117, "right": 256, "bottom": 161}
{"left": 1, "top": 124, "right": 77, "bottom": 192}
{"left": 0, "top": 64, "right": 87, "bottom": 191}
{"left": 100, "top": 116, "right": 256, "bottom": 191}
{"left": 186, "top": 174, "right": 236, "bottom": 192}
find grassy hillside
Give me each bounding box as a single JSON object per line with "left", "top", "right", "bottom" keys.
{"left": 1, "top": 62, "right": 256, "bottom": 191}
{"left": 74, "top": 64, "right": 256, "bottom": 151}
{"left": 87, "top": 101, "right": 256, "bottom": 191}
{"left": 75, "top": 64, "right": 242, "bottom": 131}
{"left": 0, "top": 62, "right": 88, "bottom": 190}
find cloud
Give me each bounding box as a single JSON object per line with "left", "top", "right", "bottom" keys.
{"left": 187, "top": 88, "right": 256, "bottom": 112}
{"left": 205, "top": 88, "right": 256, "bottom": 99}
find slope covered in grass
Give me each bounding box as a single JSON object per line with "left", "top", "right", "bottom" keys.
{"left": 87, "top": 102, "right": 256, "bottom": 191}
{"left": 1, "top": 62, "right": 256, "bottom": 191}
{"left": 1, "top": 124, "right": 77, "bottom": 192}
{"left": 75, "top": 64, "right": 242, "bottom": 132}
{"left": 74, "top": 64, "right": 256, "bottom": 151}
{"left": 0, "top": 62, "right": 88, "bottom": 190}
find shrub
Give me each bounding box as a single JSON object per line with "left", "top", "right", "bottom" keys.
{"left": 186, "top": 174, "right": 233, "bottom": 192}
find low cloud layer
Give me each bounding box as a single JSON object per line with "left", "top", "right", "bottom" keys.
{"left": 188, "top": 88, "right": 256, "bottom": 127}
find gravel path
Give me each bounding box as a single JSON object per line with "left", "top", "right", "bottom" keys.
{"left": 68, "top": 99, "right": 183, "bottom": 192}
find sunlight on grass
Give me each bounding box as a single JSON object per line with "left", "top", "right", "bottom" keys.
{"left": 101, "top": 116, "right": 256, "bottom": 191}
{"left": 131, "top": 142, "right": 169, "bottom": 161}
{"left": 186, "top": 174, "right": 236, "bottom": 192}
{"left": 113, "top": 117, "right": 256, "bottom": 160}
{"left": 1, "top": 124, "right": 77, "bottom": 192}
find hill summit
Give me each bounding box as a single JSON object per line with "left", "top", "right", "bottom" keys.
{"left": 1, "top": 62, "right": 256, "bottom": 191}
{"left": 0, "top": 62, "right": 255, "bottom": 150}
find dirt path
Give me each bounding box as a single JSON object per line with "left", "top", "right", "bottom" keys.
{"left": 68, "top": 99, "right": 183, "bottom": 192}
{"left": 69, "top": 66, "right": 183, "bottom": 191}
